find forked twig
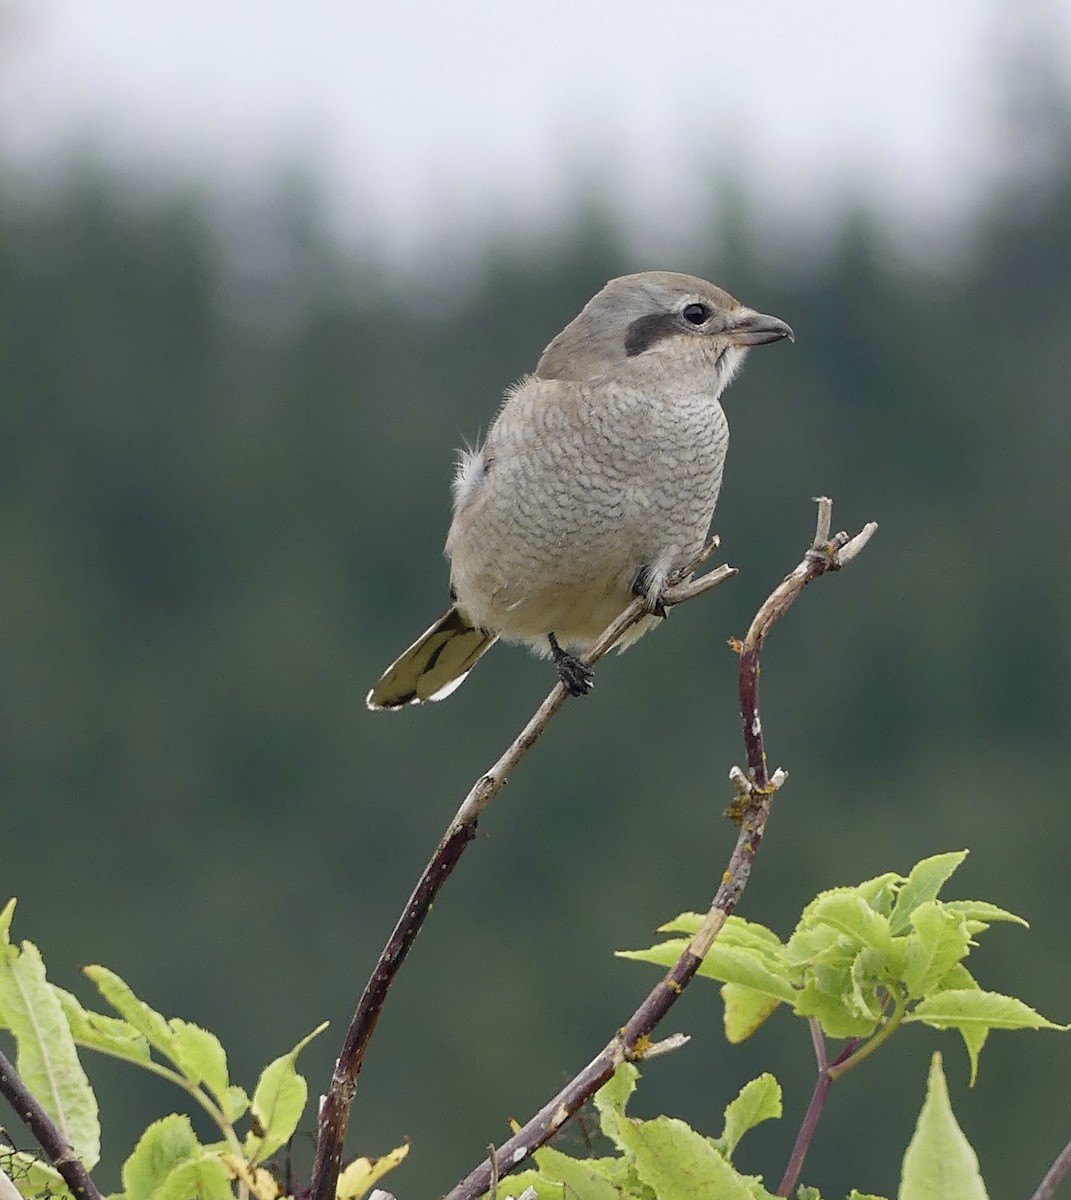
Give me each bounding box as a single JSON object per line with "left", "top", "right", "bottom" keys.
{"left": 444, "top": 498, "right": 877, "bottom": 1200}
{"left": 310, "top": 539, "right": 736, "bottom": 1200}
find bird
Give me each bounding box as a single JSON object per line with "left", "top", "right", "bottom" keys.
{"left": 366, "top": 271, "right": 792, "bottom": 710}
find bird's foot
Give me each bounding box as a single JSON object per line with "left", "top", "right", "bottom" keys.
{"left": 548, "top": 633, "right": 595, "bottom": 696}
{"left": 632, "top": 566, "right": 668, "bottom": 619}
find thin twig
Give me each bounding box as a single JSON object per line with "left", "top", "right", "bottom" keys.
{"left": 777, "top": 1022, "right": 864, "bottom": 1196}
{"left": 444, "top": 499, "right": 878, "bottom": 1200}
{"left": 1030, "top": 1135, "right": 1071, "bottom": 1200}
{"left": 0, "top": 1048, "right": 104, "bottom": 1200}
{"left": 310, "top": 540, "right": 736, "bottom": 1200}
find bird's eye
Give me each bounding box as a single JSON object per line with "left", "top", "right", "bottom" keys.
{"left": 682, "top": 302, "right": 710, "bottom": 325}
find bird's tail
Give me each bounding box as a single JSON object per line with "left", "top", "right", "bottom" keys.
{"left": 366, "top": 606, "right": 497, "bottom": 710}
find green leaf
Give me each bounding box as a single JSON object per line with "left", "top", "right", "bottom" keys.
{"left": 713, "top": 916, "right": 788, "bottom": 959}
{"left": 848, "top": 950, "right": 886, "bottom": 1022}
{"left": 907, "top": 989, "right": 1069, "bottom": 1033}
{"left": 716, "top": 1074, "right": 781, "bottom": 1160}
{"left": 153, "top": 1156, "right": 233, "bottom": 1200}
{"left": 531, "top": 1146, "right": 624, "bottom": 1200}
{"left": 120, "top": 1114, "right": 200, "bottom": 1200}
{"left": 898, "top": 1052, "right": 988, "bottom": 1199}
{"left": 942, "top": 901, "right": 1028, "bottom": 929}
{"left": 929, "top": 965, "right": 986, "bottom": 1084}
{"left": 618, "top": 942, "right": 797, "bottom": 1004}
{"left": 54, "top": 986, "right": 151, "bottom": 1065}
{"left": 169, "top": 1019, "right": 230, "bottom": 1100}
{"left": 793, "top": 981, "right": 878, "bottom": 1039}
{"left": 615, "top": 1114, "right": 776, "bottom": 1199}
{"left": 848, "top": 1193, "right": 889, "bottom": 1199}
{"left": 888, "top": 852, "right": 968, "bottom": 934}
{"left": 855, "top": 872, "right": 904, "bottom": 916}
{"left": 783, "top": 921, "right": 844, "bottom": 969}
{"left": 492, "top": 1169, "right": 563, "bottom": 1200}
{"left": 721, "top": 983, "right": 781, "bottom": 1043}
{"left": 220, "top": 1084, "right": 250, "bottom": 1123}
{"left": 83, "top": 966, "right": 176, "bottom": 1058}
{"left": 901, "top": 903, "right": 971, "bottom": 998}
{"left": 593, "top": 1062, "right": 638, "bottom": 1152}
{"left": 805, "top": 894, "right": 893, "bottom": 957}
{"left": 244, "top": 1023, "right": 327, "bottom": 1163}
{"left": 0, "top": 929, "right": 100, "bottom": 1169}
{"left": 656, "top": 912, "right": 703, "bottom": 936}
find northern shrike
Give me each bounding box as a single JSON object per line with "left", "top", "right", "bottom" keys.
{"left": 367, "top": 271, "right": 792, "bottom": 709}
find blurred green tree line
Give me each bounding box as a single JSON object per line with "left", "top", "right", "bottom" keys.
{"left": 0, "top": 119, "right": 1069, "bottom": 1196}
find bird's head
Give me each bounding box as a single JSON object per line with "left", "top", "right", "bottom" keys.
{"left": 535, "top": 271, "right": 793, "bottom": 389}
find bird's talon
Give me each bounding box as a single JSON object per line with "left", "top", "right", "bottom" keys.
{"left": 558, "top": 656, "right": 595, "bottom": 696}
{"left": 548, "top": 633, "right": 595, "bottom": 697}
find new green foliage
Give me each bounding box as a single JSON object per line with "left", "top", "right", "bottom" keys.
{"left": 620, "top": 851, "right": 1065, "bottom": 1084}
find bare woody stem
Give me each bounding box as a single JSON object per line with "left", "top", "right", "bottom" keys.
{"left": 1030, "top": 1136, "right": 1071, "bottom": 1200}
{"left": 0, "top": 1047, "right": 104, "bottom": 1200}
{"left": 310, "top": 539, "right": 736, "bottom": 1200}
{"left": 444, "top": 498, "right": 878, "bottom": 1200}
{"left": 777, "top": 1022, "right": 863, "bottom": 1196}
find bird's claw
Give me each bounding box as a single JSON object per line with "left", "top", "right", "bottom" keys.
{"left": 548, "top": 633, "right": 595, "bottom": 697}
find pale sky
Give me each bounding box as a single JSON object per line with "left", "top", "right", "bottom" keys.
{"left": 1, "top": 2, "right": 1069, "bottom": 262}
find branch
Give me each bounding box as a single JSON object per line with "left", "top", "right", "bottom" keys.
{"left": 0, "top": 1048, "right": 104, "bottom": 1200}
{"left": 310, "top": 539, "right": 736, "bottom": 1200}
{"left": 1029, "top": 1136, "right": 1071, "bottom": 1200}
{"left": 444, "top": 498, "right": 878, "bottom": 1200}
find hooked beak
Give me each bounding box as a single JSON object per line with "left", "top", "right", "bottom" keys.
{"left": 728, "top": 310, "right": 795, "bottom": 347}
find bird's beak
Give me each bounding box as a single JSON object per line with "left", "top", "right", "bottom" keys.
{"left": 728, "top": 310, "right": 795, "bottom": 346}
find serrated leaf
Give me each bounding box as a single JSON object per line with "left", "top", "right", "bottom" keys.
{"left": 657, "top": 912, "right": 704, "bottom": 936}
{"left": 491, "top": 1169, "right": 562, "bottom": 1200}
{"left": 54, "top": 986, "right": 151, "bottom": 1065}
{"left": 928, "top": 965, "right": 986, "bottom": 1083}
{"left": 849, "top": 1192, "right": 889, "bottom": 1199}
{"left": 848, "top": 950, "right": 886, "bottom": 1021}
{"left": 616, "top": 1114, "right": 775, "bottom": 1199}
{"left": 0, "top": 935, "right": 100, "bottom": 1169}
{"left": 0, "top": 899, "right": 16, "bottom": 947}
{"left": 806, "top": 894, "right": 893, "bottom": 957}
{"left": 783, "top": 921, "right": 845, "bottom": 968}
{"left": 902, "top": 903, "right": 971, "bottom": 998}
{"left": 856, "top": 872, "right": 904, "bottom": 916}
{"left": 153, "top": 1156, "right": 233, "bottom": 1200}
{"left": 889, "top": 853, "right": 968, "bottom": 934}
{"left": 244, "top": 1022, "right": 327, "bottom": 1163}
{"left": 593, "top": 1062, "right": 638, "bottom": 1151}
{"left": 716, "top": 1074, "right": 781, "bottom": 1160}
{"left": 942, "top": 901, "right": 1028, "bottom": 929}
{"left": 221, "top": 1085, "right": 250, "bottom": 1123}
{"left": 898, "top": 1053, "right": 988, "bottom": 1200}
{"left": 83, "top": 966, "right": 176, "bottom": 1058}
{"left": 907, "top": 989, "right": 1069, "bottom": 1033}
{"left": 618, "top": 942, "right": 797, "bottom": 1004}
{"left": 169, "top": 1019, "right": 230, "bottom": 1099}
{"left": 335, "top": 1142, "right": 409, "bottom": 1200}
{"left": 721, "top": 983, "right": 781, "bottom": 1043}
{"left": 793, "top": 982, "right": 878, "bottom": 1039}
{"left": 121, "top": 1114, "right": 200, "bottom": 1200}
{"left": 528, "top": 1146, "right": 622, "bottom": 1200}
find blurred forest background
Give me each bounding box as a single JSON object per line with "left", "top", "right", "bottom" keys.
{"left": 3, "top": 45, "right": 1071, "bottom": 1200}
